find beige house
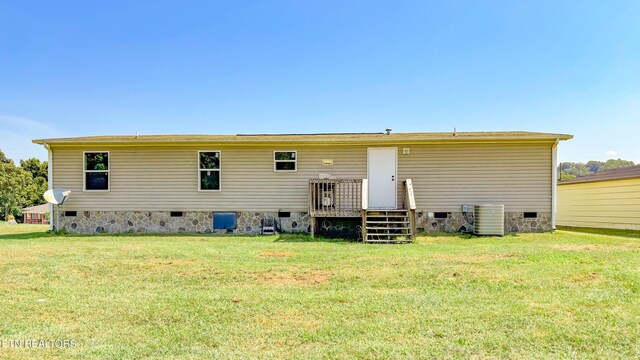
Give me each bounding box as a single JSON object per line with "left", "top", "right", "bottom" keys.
{"left": 34, "top": 131, "right": 571, "bottom": 240}
{"left": 557, "top": 165, "right": 640, "bottom": 230}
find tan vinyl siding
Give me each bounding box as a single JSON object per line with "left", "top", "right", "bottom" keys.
{"left": 52, "top": 142, "right": 552, "bottom": 213}
{"left": 397, "top": 143, "right": 551, "bottom": 212}
{"left": 53, "top": 145, "right": 367, "bottom": 212}
{"left": 557, "top": 178, "right": 640, "bottom": 230}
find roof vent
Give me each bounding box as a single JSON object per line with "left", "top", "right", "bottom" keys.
{"left": 385, "top": 128, "right": 392, "bottom": 135}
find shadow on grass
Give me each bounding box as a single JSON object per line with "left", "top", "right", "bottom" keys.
{"left": 0, "top": 232, "right": 55, "bottom": 240}
{"left": 2, "top": 230, "right": 526, "bottom": 243}
{"left": 557, "top": 226, "right": 640, "bottom": 239}
{"left": 0, "top": 230, "right": 355, "bottom": 243}
{"left": 0, "top": 232, "right": 268, "bottom": 240}
{"left": 1, "top": 230, "right": 513, "bottom": 242}
{"left": 419, "top": 232, "right": 476, "bottom": 239}
{"left": 417, "top": 232, "right": 520, "bottom": 239}
{"left": 273, "top": 233, "right": 354, "bottom": 244}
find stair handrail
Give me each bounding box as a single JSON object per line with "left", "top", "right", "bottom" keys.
{"left": 404, "top": 179, "right": 417, "bottom": 241}
{"left": 404, "top": 179, "right": 416, "bottom": 210}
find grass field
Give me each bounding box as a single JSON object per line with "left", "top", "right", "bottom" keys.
{"left": 0, "top": 222, "right": 639, "bottom": 359}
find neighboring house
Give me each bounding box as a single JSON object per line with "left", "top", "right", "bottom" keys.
{"left": 21, "top": 204, "right": 49, "bottom": 224}
{"left": 33, "top": 131, "right": 571, "bottom": 240}
{"left": 557, "top": 165, "right": 640, "bottom": 230}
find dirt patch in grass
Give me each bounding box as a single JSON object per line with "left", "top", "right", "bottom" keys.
{"left": 131, "top": 257, "right": 200, "bottom": 267}
{"left": 258, "top": 251, "right": 295, "bottom": 258}
{"left": 0, "top": 281, "right": 40, "bottom": 291}
{"left": 439, "top": 267, "right": 519, "bottom": 283}
{"left": 254, "top": 270, "right": 330, "bottom": 286}
{"left": 568, "top": 272, "right": 605, "bottom": 285}
{"left": 553, "top": 244, "right": 597, "bottom": 251}
{"left": 0, "top": 248, "right": 58, "bottom": 265}
{"left": 551, "top": 244, "right": 636, "bottom": 252}
{"left": 0, "top": 254, "right": 38, "bottom": 265}
{"left": 374, "top": 287, "right": 419, "bottom": 295}
{"left": 119, "top": 257, "right": 205, "bottom": 275}
{"left": 253, "top": 309, "right": 319, "bottom": 331}
{"left": 433, "top": 253, "right": 521, "bottom": 264}
{"left": 120, "top": 245, "right": 146, "bottom": 252}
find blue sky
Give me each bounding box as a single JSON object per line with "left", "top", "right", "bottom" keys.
{"left": 1, "top": 1, "right": 639, "bottom": 163}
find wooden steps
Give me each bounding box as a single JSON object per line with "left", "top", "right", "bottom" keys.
{"left": 363, "top": 209, "right": 414, "bottom": 243}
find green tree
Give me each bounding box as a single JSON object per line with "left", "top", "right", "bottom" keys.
{"left": 585, "top": 160, "right": 605, "bottom": 173}
{"left": 23, "top": 176, "right": 48, "bottom": 209}
{"left": 560, "top": 162, "right": 590, "bottom": 177}
{"left": 0, "top": 150, "right": 49, "bottom": 221}
{"left": 558, "top": 158, "right": 636, "bottom": 182}
{"left": 20, "top": 158, "right": 48, "bottom": 180}
{"left": 0, "top": 149, "right": 13, "bottom": 164}
{"left": 0, "top": 162, "right": 33, "bottom": 220}
{"left": 604, "top": 159, "right": 635, "bottom": 170}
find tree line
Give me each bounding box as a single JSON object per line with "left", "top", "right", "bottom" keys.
{"left": 559, "top": 159, "right": 636, "bottom": 181}
{"left": 0, "top": 149, "right": 48, "bottom": 221}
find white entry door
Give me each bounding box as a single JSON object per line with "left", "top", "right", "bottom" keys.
{"left": 368, "top": 148, "right": 397, "bottom": 209}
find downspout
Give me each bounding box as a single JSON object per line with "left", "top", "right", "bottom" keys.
{"left": 44, "top": 143, "right": 54, "bottom": 231}
{"left": 551, "top": 139, "right": 559, "bottom": 231}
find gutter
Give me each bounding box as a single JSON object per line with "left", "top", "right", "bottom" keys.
{"left": 551, "top": 139, "right": 559, "bottom": 230}
{"left": 31, "top": 133, "right": 575, "bottom": 146}
{"left": 44, "top": 143, "right": 53, "bottom": 231}
{"left": 31, "top": 139, "right": 568, "bottom": 149}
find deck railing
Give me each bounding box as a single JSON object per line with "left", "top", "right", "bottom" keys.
{"left": 403, "top": 179, "right": 417, "bottom": 238}
{"left": 309, "top": 179, "right": 363, "bottom": 217}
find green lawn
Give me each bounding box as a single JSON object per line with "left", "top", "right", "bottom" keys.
{"left": 0, "top": 222, "right": 639, "bottom": 359}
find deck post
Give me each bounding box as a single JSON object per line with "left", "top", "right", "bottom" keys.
{"left": 361, "top": 179, "right": 368, "bottom": 242}
{"left": 361, "top": 210, "right": 367, "bottom": 242}
{"left": 310, "top": 216, "right": 315, "bottom": 238}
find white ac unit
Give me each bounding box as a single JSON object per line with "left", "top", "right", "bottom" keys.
{"left": 474, "top": 204, "right": 504, "bottom": 236}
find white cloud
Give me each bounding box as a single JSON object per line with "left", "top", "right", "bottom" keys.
{"left": 0, "top": 115, "right": 65, "bottom": 162}
{"left": 605, "top": 150, "right": 618, "bottom": 158}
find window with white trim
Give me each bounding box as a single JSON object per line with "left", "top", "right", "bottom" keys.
{"left": 274, "top": 151, "right": 297, "bottom": 172}
{"left": 199, "top": 151, "right": 221, "bottom": 191}
{"left": 84, "top": 152, "right": 109, "bottom": 191}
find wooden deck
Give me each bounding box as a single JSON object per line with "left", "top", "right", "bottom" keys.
{"left": 309, "top": 178, "right": 416, "bottom": 242}
{"left": 308, "top": 179, "right": 363, "bottom": 218}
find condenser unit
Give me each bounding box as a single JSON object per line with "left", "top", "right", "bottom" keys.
{"left": 474, "top": 204, "right": 504, "bottom": 236}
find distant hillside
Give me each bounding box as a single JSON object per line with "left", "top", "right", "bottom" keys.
{"left": 559, "top": 159, "right": 636, "bottom": 181}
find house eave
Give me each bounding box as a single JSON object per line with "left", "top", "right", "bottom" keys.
{"left": 33, "top": 131, "right": 573, "bottom": 147}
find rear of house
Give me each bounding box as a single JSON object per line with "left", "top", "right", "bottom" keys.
{"left": 34, "top": 131, "right": 571, "bottom": 239}
{"left": 557, "top": 165, "right": 640, "bottom": 230}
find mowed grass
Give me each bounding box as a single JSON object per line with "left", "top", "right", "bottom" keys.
{"left": 0, "top": 222, "right": 639, "bottom": 359}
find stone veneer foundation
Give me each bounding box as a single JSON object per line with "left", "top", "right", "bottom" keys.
{"left": 58, "top": 211, "right": 310, "bottom": 234}
{"left": 416, "top": 211, "right": 552, "bottom": 233}
{"left": 58, "top": 210, "right": 551, "bottom": 234}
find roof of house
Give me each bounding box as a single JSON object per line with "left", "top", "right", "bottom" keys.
{"left": 559, "top": 165, "right": 640, "bottom": 185}
{"left": 21, "top": 204, "right": 49, "bottom": 214}
{"left": 33, "top": 131, "right": 572, "bottom": 145}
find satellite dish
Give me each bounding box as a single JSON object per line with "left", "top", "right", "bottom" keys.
{"left": 44, "top": 188, "right": 71, "bottom": 205}
{"left": 43, "top": 189, "right": 71, "bottom": 233}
